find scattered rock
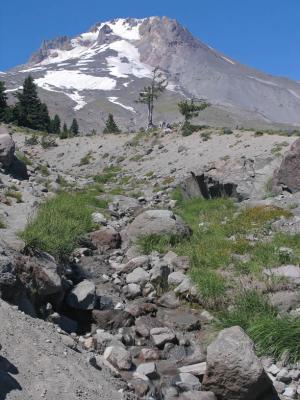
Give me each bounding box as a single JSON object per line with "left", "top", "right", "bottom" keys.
{"left": 90, "top": 227, "right": 121, "bottom": 249}
{"left": 66, "top": 279, "right": 96, "bottom": 310}
{"left": 126, "top": 210, "right": 191, "bottom": 242}
{"left": 202, "top": 326, "right": 274, "bottom": 400}
{"left": 150, "top": 327, "right": 177, "bottom": 348}
{"left": 103, "top": 345, "right": 132, "bottom": 370}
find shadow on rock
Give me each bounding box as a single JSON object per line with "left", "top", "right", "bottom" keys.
{"left": 0, "top": 356, "right": 22, "bottom": 399}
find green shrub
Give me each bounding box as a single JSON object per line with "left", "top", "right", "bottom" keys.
{"left": 0, "top": 216, "right": 5, "bottom": 229}
{"left": 79, "top": 152, "right": 92, "bottom": 166}
{"left": 25, "top": 134, "right": 39, "bottom": 145}
{"left": 20, "top": 189, "right": 107, "bottom": 260}
{"left": 5, "top": 189, "right": 23, "bottom": 203}
{"left": 93, "top": 166, "right": 121, "bottom": 184}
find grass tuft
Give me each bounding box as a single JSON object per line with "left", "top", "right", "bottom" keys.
{"left": 20, "top": 188, "right": 107, "bottom": 260}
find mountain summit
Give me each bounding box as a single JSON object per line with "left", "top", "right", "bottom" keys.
{"left": 3, "top": 17, "right": 300, "bottom": 131}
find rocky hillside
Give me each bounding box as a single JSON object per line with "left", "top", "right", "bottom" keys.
{"left": 2, "top": 17, "right": 300, "bottom": 132}
{"left": 1, "top": 123, "right": 300, "bottom": 399}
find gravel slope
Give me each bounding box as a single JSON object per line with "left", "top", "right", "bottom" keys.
{"left": 0, "top": 299, "right": 122, "bottom": 400}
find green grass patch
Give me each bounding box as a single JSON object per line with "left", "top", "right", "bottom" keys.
{"left": 20, "top": 188, "right": 107, "bottom": 260}
{"left": 93, "top": 166, "right": 121, "bottom": 184}
{"left": 218, "top": 290, "right": 300, "bottom": 363}
{"left": 36, "top": 164, "right": 50, "bottom": 177}
{"left": 79, "top": 152, "right": 92, "bottom": 166}
{"left": 5, "top": 189, "right": 23, "bottom": 203}
{"left": 0, "top": 216, "right": 5, "bottom": 229}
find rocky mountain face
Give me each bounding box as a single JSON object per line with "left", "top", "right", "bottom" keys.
{"left": 2, "top": 17, "right": 300, "bottom": 133}
{"left": 1, "top": 17, "right": 300, "bottom": 131}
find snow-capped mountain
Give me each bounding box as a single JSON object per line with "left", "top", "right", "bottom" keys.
{"left": 3, "top": 17, "right": 300, "bottom": 132}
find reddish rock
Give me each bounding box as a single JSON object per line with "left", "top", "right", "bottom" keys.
{"left": 90, "top": 227, "right": 121, "bottom": 249}
{"left": 139, "top": 348, "right": 160, "bottom": 362}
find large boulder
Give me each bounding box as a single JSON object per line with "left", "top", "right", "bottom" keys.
{"left": 92, "top": 309, "right": 135, "bottom": 330}
{"left": 202, "top": 326, "right": 275, "bottom": 400}
{"left": 0, "top": 130, "right": 15, "bottom": 168}
{"left": 273, "top": 138, "right": 300, "bottom": 192}
{"left": 181, "top": 157, "right": 274, "bottom": 202}
{"left": 126, "top": 210, "right": 191, "bottom": 242}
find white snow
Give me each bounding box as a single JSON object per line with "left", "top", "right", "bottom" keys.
{"left": 221, "top": 56, "right": 235, "bottom": 65}
{"left": 288, "top": 89, "right": 300, "bottom": 100}
{"left": 35, "top": 70, "right": 116, "bottom": 91}
{"left": 66, "top": 91, "right": 87, "bottom": 110}
{"left": 107, "top": 18, "right": 143, "bottom": 41}
{"left": 0, "top": 71, "right": 6, "bottom": 75}
{"left": 248, "top": 76, "right": 279, "bottom": 87}
{"left": 108, "top": 96, "right": 136, "bottom": 112}
{"left": 106, "top": 40, "right": 152, "bottom": 79}
{"left": 19, "top": 66, "right": 45, "bottom": 73}
{"left": 5, "top": 87, "right": 22, "bottom": 92}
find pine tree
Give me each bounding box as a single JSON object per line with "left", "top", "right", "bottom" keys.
{"left": 14, "top": 75, "right": 50, "bottom": 131}
{"left": 178, "top": 99, "right": 210, "bottom": 136}
{"left": 50, "top": 114, "right": 61, "bottom": 134}
{"left": 0, "top": 81, "right": 8, "bottom": 122}
{"left": 60, "top": 122, "right": 69, "bottom": 139}
{"left": 70, "top": 118, "right": 79, "bottom": 136}
{"left": 103, "top": 114, "right": 120, "bottom": 134}
{"left": 136, "top": 67, "right": 167, "bottom": 129}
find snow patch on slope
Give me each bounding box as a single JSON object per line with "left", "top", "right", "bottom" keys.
{"left": 106, "top": 40, "right": 152, "bottom": 79}
{"left": 108, "top": 96, "right": 136, "bottom": 112}
{"left": 288, "top": 89, "right": 300, "bottom": 100}
{"left": 248, "top": 76, "right": 279, "bottom": 87}
{"left": 35, "top": 70, "right": 116, "bottom": 91}
{"left": 66, "top": 91, "right": 87, "bottom": 110}
{"left": 221, "top": 56, "right": 235, "bottom": 65}
{"left": 108, "top": 18, "right": 143, "bottom": 40}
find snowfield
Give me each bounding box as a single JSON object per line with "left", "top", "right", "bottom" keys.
{"left": 35, "top": 70, "right": 117, "bottom": 91}
{"left": 108, "top": 96, "right": 136, "bottom": 112}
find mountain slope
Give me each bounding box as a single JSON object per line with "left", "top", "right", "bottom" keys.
{"left": 3, "top": 16, "right": 300, "bottom": 132}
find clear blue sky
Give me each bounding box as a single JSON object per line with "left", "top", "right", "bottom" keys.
{"left": 1, "top": 0, "right": 299, "bottom": 80}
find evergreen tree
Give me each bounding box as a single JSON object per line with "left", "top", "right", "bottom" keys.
{"left": 136, "top": 67, "right": 167, "bottom": 129}
{"left": 60, "top": 122, "right": 69, "bottom": 139}
{"left": 50, "top": 114, "right": 61, "bottom": 134}
{"left": 178, "top": 99, "right": 210, "bottom": 136}
{"left": 103, "top": 114, "right": 120, "bottom": 134}
{"left": 0, "top": 81, "right": 8, "bottom": 122}
{"left": 70, "top": 118, "right": 79, "bottom": 136}
{"left": 14, "top": 75, "right": 50, "bottom": 131}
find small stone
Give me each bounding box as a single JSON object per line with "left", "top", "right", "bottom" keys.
{"left": 283, "top": 385, "right": 297, "bottom": 398}
{"left": 273, "top": 381, "right": 286, "bottom": 394}
{"left": 277, "top": 368, "right": 292, "bottom": 383}
{"left": 139, "top": 348, "right": 160, "bottom": 362}
{"left": 103, "top": 346, "right": 132, "bottom": 371}
{"left": 136, "top": 362, "right": 159, "bottom": 380}
{"left": 150, "top": 327, "right": 177, "bottom": 348}
{"left": 168, "top": 271, "right": 186, "bottom": 286}
{"left": 123, "top": 283, "right": 142, "bottom": 299}
{"left": 174, "top": 373, "right": 201, "bottom": 391}
{"left": 131, "top": 379, "right": 149, "bottom": 397}
{"left": 267, "top": 364, "right": 280, "bottom": 375}
{"left": 126, "top": 267, "right": 150, "bottom": 286}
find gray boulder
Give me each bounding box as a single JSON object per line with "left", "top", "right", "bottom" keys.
{"left": 126, "top": 267, "right": 150, "bottom": 285}
{"left": 273, "top": 138, "right": 300, "bottom": 192}
{"left": 0, "top": 131, "right": 15, "bottom": 168}
{"left": 126, "top": 210, "right": 191, "bottom": 242}
{"left": 66, "top": 279, "right": 96, "bottom": 310}
{"left": 202, "top": 326, "right": 274, "bottom": 400}
{"left": 103, "top": 345, "right": 132, "bottom": 370}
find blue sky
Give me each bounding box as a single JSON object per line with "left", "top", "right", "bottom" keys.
{"left": 1, "top": 0, "right": 299, "bottom": 80}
